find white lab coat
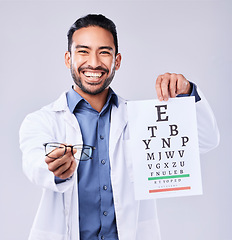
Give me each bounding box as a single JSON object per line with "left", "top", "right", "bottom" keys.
{"left": 19, "top": 89, "right": 219, "bottom": 240}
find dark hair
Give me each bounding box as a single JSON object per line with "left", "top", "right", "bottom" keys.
{"left": 67, "top": 14, "right": 118, "bottom": 55}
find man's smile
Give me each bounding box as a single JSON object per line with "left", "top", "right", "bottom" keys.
{"left": 78, "top": 66, "right": 109, "bottom": 84}
{"left": 83, "top": 71, "right": 105, "bottom": 79}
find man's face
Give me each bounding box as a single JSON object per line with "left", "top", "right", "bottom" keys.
{"left": 65, "top": 26, "right": 121, "bottom": 95}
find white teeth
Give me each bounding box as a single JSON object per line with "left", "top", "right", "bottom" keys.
{"left": 84, "top": 72, "right": 103, "bottom": 78}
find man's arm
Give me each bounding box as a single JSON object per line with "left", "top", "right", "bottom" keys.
{"left": 19, "top": 110, "right": 77, "bottom": 192}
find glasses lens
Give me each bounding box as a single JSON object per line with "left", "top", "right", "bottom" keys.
{"left": 45, "top": 143, "right": 65, "bottom": 157}
{"left": 73, "top": 145, "right": 93, "bottom": 161}
{"left": 81, "top": 146, "right": 93, "bottom": 161}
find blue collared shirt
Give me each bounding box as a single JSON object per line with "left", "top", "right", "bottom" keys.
{"left": 66, "top": 87, "right": 119, "bottom": 240}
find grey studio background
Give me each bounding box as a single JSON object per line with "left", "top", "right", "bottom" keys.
{"left": 0, "top": 0, "right": 231, "bottom": 240}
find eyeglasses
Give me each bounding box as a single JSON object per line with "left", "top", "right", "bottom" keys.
{"left": 43, "top": 142, "right": 95, "bottom": 161}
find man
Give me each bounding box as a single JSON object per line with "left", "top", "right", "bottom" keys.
{"left": 19, "top": 14, "right": 219, "bottom": 240}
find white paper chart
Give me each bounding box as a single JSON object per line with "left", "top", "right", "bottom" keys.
{"left": 127, "top": 97, "right": 202, "bottom": 200}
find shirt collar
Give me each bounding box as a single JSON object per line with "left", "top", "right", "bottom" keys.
{"left": 66, "top": 86, "right": 118, "bottom": 113}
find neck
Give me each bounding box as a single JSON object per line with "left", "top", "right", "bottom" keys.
{"left": 73, "top": 86, "right": 109, "bottom": 112}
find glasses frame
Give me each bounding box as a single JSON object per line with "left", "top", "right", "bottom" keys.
{"left": 43, "top": 142, "right": 95, "bottom": 161}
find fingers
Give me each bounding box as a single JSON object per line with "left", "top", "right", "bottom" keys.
{"left": 45, "top": 147, "right": 77, "bottom": 179}
{"left": 53, "top": 158, "right": 77, "bottom": 179}
{"left": 155, "top": 75, "right": 163, "bottom": 101}
{"left": 176, "top": 74, "right": 191, "bottom": 95}
{"left": 45, "top": 145, "right": 66, "bottom": 163}
{"left": 160, "top": 74, "right": 170, "bottom": 101}
{"left": 169, "top": 74, "right": 178, "bottom": 98}
{"left": 155, "top": 73, "right": 190, "bottom": 101}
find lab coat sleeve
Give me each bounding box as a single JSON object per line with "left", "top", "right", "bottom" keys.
{"left": 19, "top": 110, "right": 75, "bottom": 193}
{"left": 195, "top": 88, "right": 220, "bottom": 154}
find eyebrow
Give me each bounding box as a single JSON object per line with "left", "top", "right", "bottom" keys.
{"left": 99, "top": 46, "right": 113, "bottom": 51}
{"left": 75, "top": 45, "right": 90, "bottom": 49}
{"left": 75, "top": 45, "right": 113, "bottom": 51}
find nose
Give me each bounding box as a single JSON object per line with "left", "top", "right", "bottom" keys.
{"left": 87, "top": 52, "right": 101, "bottom": 68}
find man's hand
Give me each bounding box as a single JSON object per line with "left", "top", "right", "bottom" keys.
{"left": 155, "top": 73, "right": 191, "bottom": 101}
{"left": 45, "top": 146, "right": 77, "bottom": 180}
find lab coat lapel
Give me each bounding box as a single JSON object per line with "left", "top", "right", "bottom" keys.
{"left": 63, "top": 110, "right": 82, "bottom": 137}
{"left": 52, "top": 92, "right": 83, "bottom": 143}
{"left": 110, "top": 99, "right": 128, "bottom": 152}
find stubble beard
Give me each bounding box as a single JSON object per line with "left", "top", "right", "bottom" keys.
{"left": 70, "top": 65, "right": 116, "bottom": 95}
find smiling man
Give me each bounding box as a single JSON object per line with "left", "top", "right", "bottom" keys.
{"left": 19, "top": 14, "right": 219, "bottom": 240}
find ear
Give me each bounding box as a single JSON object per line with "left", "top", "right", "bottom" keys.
{"left": 115, "top": 53, "right": 122, "bottom": 70}
{"left": 65, "top": 51, "right": 71, "bottom": 69}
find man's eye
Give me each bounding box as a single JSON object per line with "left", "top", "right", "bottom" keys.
{"left": 100, "top": 51, "right": 111, "bottom": 55}
{"left": 78, "top": 50, "right": 88, "bottom": 54}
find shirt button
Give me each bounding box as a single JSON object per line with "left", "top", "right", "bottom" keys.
{"left": 103, "top": 185, "right": 107, "bottom": 190}
{"left": 103, "top": 211, "right": 108, "bottom": 216}
{"left": 100, "top": 135, "right": 104, "bottom": 140}
{"left": 101, "top": 160, "right": 106, "bottom": 165}
{"left": 101, "top": 236, "right": 105, "bottom": 240}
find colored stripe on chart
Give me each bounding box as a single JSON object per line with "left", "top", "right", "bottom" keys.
{"left": 149, "top": 186, "right": 191, "bottom": 193}
{"left": 148, "top": 174, "right": 190, "bottom": 181}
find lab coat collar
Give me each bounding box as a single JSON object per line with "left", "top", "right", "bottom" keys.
{"left": 51, "top": 92, "right": 69, "bottom": 112}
